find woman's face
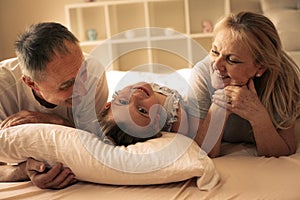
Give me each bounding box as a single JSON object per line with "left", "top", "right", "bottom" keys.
{"left": 209, "top": 29, "right": 264, "bottom": 89}
{"left": 111, "top": 82, "right": 161, "bottom": 134}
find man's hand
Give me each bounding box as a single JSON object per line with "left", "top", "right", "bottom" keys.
{"left": 0, "top": 110, "right": 72, "bottom": 129}
{"left": 26, "top": 158, "right": 77, "bottom": 189}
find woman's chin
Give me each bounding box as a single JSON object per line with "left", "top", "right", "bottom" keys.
{"left": 211, "top": 79, "right": 230, "bottom": 89}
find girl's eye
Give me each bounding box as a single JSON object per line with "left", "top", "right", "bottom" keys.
{"left": 138, "top": 107, "right": 148, "bottom": 114}
{"left": 112, "top": 90, "right": 130, "bottom": 105}
{"left": 112, "top": 91, "right": 119, "bottom": 100}
{"left": 119, "top": 98, "right": 129, "bottom": 105}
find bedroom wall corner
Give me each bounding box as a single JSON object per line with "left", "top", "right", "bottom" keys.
{"left": 0, "top": 0, "right": 80, "bottom": 61}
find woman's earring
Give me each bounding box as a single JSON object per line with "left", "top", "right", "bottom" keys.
{"left": 256, "top": 73, "right": 261, "bottom": 77}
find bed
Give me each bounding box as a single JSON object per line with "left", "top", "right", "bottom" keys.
{"left": 1, "top": 69, "right": 300, "bottom": 200}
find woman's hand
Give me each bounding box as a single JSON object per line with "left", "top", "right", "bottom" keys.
{"left": 212, "top": 79, "right": 296, "bottom": 156}
{"left": 212, "top": 79, "right": 268, "bottom": 123}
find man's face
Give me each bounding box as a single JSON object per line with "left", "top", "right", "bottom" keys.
{"left": 33, "top": 41, "right": 85, "bottom": 107}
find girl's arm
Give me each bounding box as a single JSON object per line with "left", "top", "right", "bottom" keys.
{"left": 189, "top": 103, "right": 230, "bottom": 157}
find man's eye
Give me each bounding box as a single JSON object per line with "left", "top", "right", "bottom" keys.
{"left": 59, "top": 82, "right": 73, "bottom": 91}
{"left": 59, "top": 79, "right": 75, "bottom": 90}
{"left": 138, "top": 107, "right": 148, "bottom": 114}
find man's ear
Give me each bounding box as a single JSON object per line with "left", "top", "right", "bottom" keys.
{"left": 21, "top": 75, "right": 39, "bottom": 91}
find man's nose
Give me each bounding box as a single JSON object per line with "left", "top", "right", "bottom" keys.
{"left": 73, "top": 80, "right": 88, "bottom": 96}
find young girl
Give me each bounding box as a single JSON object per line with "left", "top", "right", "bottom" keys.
{"left": 97, "top": 81, "right": 191, "bottom": 146}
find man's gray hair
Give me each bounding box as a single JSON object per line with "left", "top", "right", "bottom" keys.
{"left": 15, "top": 22, "right": 79, "bottom": 81}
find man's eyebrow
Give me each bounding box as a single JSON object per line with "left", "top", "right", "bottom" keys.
{"left": 59, "top": 78, "right": 75, "bottom": 89}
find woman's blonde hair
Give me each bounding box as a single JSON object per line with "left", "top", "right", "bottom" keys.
{"left": 214, "top": 11, "right": 300, "bottom": 129}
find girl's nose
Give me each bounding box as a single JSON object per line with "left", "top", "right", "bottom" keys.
{"left": 130, "top": 90, "right": 140, "bottom": 102}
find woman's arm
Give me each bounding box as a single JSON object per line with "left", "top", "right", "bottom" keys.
{"left": 249, "top": 110, "right": 296, "bottom": 157}
{"left": 215, "top": 80, "right": 297, "bottom": 157}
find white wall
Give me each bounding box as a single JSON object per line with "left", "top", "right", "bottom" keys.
{"left": 0, "top": 0, "right": 262, "bottom": 61}
{"left": 0, "top": 0, "right": 81, "bottom": 60}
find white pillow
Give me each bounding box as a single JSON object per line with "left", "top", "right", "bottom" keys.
{"left": 0, "top": 123, "right": 219, "bottom": 190}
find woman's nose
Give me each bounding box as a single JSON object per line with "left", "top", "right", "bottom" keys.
{"left": 213, "top": 56, "right": 226, "bottom": 71}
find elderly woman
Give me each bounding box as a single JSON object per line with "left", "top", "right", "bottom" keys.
{"left": 188, "top": 12, "right": 300, "bottom": 157}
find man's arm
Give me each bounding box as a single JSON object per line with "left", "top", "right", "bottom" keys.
{"left": 0, "top": 162, "right": 28, "bottom": 182}
{"left": 0, "top": 110, "right": 73, "bottom": 129}
{"left": 0, "top": 158, "right": 77, "bottom": 189}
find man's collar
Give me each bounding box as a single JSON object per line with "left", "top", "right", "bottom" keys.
{"left": 32, "top": 90, "right": 57, "bottom": 108}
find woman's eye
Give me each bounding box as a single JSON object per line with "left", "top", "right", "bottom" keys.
{"left": 226, "top": 56, "right": 242, "bottom": 64}
{"left": 138, "top": 107, "right": 148, "bottom": 114}
{"left": 211, "top": 49, "right": 219, "bottom": 56}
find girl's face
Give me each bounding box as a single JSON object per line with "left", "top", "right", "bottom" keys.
{"left": 110, "top": 82, "right": 161, "bottom": 135}
{"left": 209, "top": 29, "right": 265, "bottom": 89}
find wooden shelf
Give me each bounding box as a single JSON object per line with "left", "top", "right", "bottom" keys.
{"left": 65, "top": 0, "right": 230, "bottom": 71}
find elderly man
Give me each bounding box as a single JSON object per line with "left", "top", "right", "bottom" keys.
{"left": 0, "top": 22, "right": 108, "bottom": 189}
